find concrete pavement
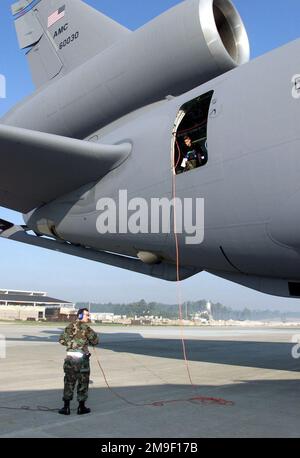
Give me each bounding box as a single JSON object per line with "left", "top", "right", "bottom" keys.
{"left": 0, "top": 323, "right": 299, "bottom": 438}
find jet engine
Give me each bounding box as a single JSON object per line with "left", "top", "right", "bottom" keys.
{"left": 128, "top": 0, "right": 250, "bottom": 95}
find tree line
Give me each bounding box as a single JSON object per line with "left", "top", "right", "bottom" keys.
{"left": 76, "top": 300, "right": 300, "bottom": 321}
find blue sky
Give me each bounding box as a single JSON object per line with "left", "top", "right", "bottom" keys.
{"left": 1, "top": 0, "right": 300, "bottom": 310}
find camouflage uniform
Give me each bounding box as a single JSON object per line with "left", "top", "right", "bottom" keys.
{"left": 59, "top": 320, "right": 99, "bottom": 402}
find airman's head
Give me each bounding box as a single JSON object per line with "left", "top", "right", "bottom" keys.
{"left": 77, "top": 308, "right": 90, "bottom": 323}
{"left": 184, "top": 136, "right": 192, "bottom": 148}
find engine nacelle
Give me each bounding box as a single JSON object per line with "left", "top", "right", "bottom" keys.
{"left": 132, "top": 0, "right": 250, "bottom": 94}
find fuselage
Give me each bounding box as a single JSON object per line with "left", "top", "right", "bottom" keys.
{"left": 10, "top": 37, "right": 300, "bottom": 287}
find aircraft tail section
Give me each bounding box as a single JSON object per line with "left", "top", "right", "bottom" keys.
{"left": 11, "top": 0, "right": 130, "bottom": 88}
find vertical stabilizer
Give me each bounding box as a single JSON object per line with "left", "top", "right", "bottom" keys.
{"left": 11, "top": 0, "right": 131, "bottom": 88}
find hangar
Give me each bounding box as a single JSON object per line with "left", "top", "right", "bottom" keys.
{"left": 0, "top": 289, "right": 74, "bottom": 321}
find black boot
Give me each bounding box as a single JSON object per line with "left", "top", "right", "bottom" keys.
{"left": 59, "top": 400, "right": 71, "bottom": 415}
{"left": 77, "top": 401, "right": 91, "bottom": 415}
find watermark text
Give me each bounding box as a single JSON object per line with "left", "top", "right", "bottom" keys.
{"left": 96, "top": 190, "right": 205, "bottom": 245}
{"left": 0, "top": 334, "right": 6, "bottom": 359}
{"left": 0, "top": 74, "right": 6, "bottom": 99}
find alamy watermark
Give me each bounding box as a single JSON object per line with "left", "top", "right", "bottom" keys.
{"left": 292, "top": 74, "right": 300, "bottom": 99}
{"left": 0, "top": 334, "right": 6, "bottom": 359}
{"left": 0, "top": 74, "right": 6, "bottom": 99}
{"left": 96, "top": 190, "right": 205, "bottom": 245}
{"left": 291, "top": 335, "right": 300, "bottom": 359}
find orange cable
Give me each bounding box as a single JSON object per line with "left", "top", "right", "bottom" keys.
{"left": 171, "top": 151, "right": 195, "bottom": 387}
{"left": 170, "top": 132, "right": 234, "bottom": 406}
{"left": 90, "top": 132, "right": 234, "bottom": 409}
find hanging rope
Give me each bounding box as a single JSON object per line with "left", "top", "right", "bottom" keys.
{"left": 89, "top": 134, "right": 234, "bottom": 409}
{"left": 170, "top": 131, "right": 234, "bottom": 406}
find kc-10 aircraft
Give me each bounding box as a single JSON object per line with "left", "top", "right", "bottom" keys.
{"left": 1, "top": 0, "right": 300, "bottom": 299}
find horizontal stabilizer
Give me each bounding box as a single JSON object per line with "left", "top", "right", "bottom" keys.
{"left": 0, "top": 124, "right": 131, "bottom": 213}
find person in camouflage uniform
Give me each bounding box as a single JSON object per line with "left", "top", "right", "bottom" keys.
{"left": 58, "top": 308, "right": 99, "bottom": 415}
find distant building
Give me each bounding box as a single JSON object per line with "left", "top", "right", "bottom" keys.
{"left": 90, "top": 313, "right": 128, "bottom": 324}
{"left": 0, "top": 289, "right": 75, "bottom": 321}
{"left": 90, "top": 313, "right": 115, "bottom": 323}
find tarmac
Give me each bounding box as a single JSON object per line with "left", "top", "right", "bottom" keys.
{"left": 0, "top": 323, "right": 300, "bottom": 438}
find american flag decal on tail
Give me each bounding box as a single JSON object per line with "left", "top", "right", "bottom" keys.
{"left": 47, "top": 5, "right": 66, "bottom": 28}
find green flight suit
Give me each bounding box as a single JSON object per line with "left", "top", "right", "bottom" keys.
{"left": 59, "top": 320, "right": 99, "bottom": 402}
